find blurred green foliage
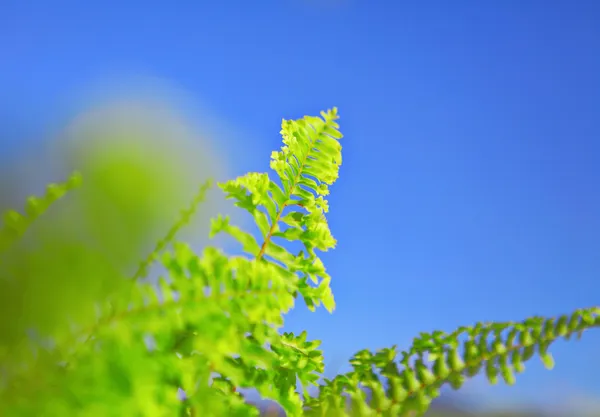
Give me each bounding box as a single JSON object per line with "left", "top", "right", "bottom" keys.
{"left": 0, "top": 106, "right": 216, "bottom": 365}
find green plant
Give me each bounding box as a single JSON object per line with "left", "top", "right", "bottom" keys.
{"left": 0, "top": 108, "right": 598, "bottom": 416}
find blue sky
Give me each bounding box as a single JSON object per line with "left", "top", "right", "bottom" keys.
{"left": 2, "top": 0, "right": 600, "bottom": 411}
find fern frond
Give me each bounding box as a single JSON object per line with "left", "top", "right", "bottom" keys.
{"left": 59, "top": 239, "right": 311, "bottom": 416}
{"left": 0, "top": 171, "right": 82, "bottom": 256}
{"left": 132, "top": 179, "right": 213, "bottom": 281}
{"left": 304, "top": 306, "right": 600, "bottom": 416}
{"left": 214, "top": 108, "right": 342, "bottom": 313}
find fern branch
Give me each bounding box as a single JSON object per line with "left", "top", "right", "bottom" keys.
{"left": 215, "top": 108, "right": 342, "bottom": 313}
{"left": 305, "top": 306, "right": 600, "bottom": 416}
{"left": 256, "top": 113, "right": 330, "bottom": 260}
{"left": 0, "top": 171, "right": 82, "bottom": 257}
{"left": 132, "top": 179, "right": 212, "bottom": 281}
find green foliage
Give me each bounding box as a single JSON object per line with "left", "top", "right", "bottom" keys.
{"left": 0, "top": 171, "right": 82, "bottom": 255}
{"left": 0, "top": 108, "right": 598, "bottom": 416}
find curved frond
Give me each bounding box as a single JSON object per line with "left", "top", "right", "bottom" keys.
{"left": 304, "top": 306, "right": 600, "bottom": 416}
{"left": 132, "top": 179, "right": 213, "bottom": 281}
{"left": 0, "top": 171, "right": 82, "bottom": 256}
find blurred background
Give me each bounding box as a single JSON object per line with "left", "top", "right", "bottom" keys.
{"left": 2, "top": 1, "right": 599, "bottom": 415}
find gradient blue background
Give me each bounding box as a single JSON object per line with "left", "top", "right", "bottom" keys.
{"left": 2, "top": 0, "right": 599, "bottom": 412}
